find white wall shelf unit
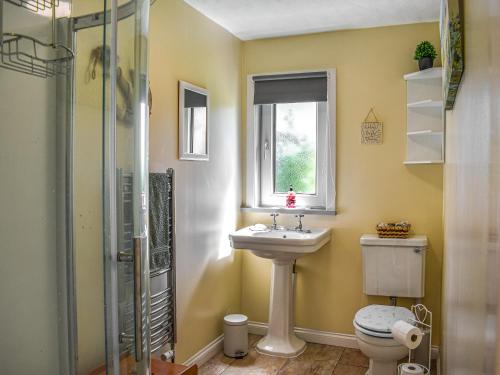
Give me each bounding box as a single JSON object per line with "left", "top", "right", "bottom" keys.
{"left": 403, "top": 160, "right": 444, "bottom": 165}
{"left": 404, "top": 67, "right": 444, "bottom": 164}
{"left": 407, "top": 100, "right": 443, "bottom": 109}
{"left": 403, "top": 68, "right": 443, "bottom": 81}
{"left": 407, "top": 130, "right": 443, "bottom": 136}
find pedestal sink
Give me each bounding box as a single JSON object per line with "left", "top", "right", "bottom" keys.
{"left": 229, "top": 226, "right": 331, "bottom": 357}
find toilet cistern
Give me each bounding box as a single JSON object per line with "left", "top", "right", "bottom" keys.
{"left": 354, "top": 234, "right": 428, "bottom": 375}
{"left": 229, "top": 225, "right": 331, "bottom": 357}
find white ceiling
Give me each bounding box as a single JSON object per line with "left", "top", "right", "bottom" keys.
{"left": 183, "top": 0, "right": 441, "bottom": 40}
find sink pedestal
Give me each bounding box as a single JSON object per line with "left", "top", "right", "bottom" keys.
{"left": 256, "top": 259, "right": 306, "bottom": 358}
{"left": 229, "top": 226, "right": 331, "bottom": 357}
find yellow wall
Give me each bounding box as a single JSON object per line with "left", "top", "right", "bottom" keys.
{"left": 149, "top": 0, "right": 243, "bottom": 362}
{"left": 240, "top": 23, "right": 444, "bottom": 344}
{"left": 71, "top": 3, "right": 444, "bottom": 366}
{"left": 73, "top": 5, "right": 444, "bottom": 366}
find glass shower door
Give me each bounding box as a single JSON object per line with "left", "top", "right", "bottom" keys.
{"left": 72, "top": 1, "right": 150, "bottom": 374}
{"left": 103, "top": 1, "right": 151, "bottom": 374}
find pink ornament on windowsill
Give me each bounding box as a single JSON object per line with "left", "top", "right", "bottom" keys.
{"left": 286, "top": 185, "right": 296, "bottom": 208}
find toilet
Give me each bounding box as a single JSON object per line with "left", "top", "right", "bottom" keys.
{"left": 354, "top": 234, "right": 428, "bottom": 375}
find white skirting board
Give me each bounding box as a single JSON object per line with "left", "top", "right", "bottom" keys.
{"left": 248, "top": 321, "right": 440, "bottom": 361}
{"left": 183, "top": 334, "right": 224, "bottom": 368}
{"left": 183, "top": 322, "right": 440, "bottom": 369}
{"left": 247, "top": 321, "right": 359, "bottom": 349}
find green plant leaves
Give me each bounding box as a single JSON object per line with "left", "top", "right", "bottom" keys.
{"left": 414, "top": 41, "right": 437, "bottom": 60}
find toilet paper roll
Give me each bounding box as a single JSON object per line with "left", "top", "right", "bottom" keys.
{"left": 400, "top": 363, "right": 425, "bottom": 375}
{"left": 391, "top": 320, "right": 422, "bottom": 349}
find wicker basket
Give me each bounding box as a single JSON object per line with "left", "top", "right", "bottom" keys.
{"left": 376, "top": 222, "right": 411, "bottom": 238}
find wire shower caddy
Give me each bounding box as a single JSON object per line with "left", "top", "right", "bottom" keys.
{"left": 6, "top": 0, "right": 58, "bottom": 12}
{"left": 0, "top": 0, "right": 74, "bottom": 78}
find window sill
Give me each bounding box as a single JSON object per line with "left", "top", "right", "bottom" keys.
{"left": 240, "top": 206, "right": 336, "bottom": 216}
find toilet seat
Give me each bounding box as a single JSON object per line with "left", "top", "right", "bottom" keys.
{"left": 353, "top": 320, "right": 393, "bottom": 338}
{"left": 353, "top": 304, "right": 414, "bottom": 338}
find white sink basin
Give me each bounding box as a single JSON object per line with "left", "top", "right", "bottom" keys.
{"left": 229, "top": 225, "right": 331, "bottom": 358}
{"left": 229, "top": 226, "right": 331, "bottom": 261}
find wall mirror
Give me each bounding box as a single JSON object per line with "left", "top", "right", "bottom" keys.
{"left": 179, "top": 81, "right": 209, "bottom": 161}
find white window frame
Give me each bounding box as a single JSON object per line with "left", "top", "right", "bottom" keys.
{"left": 245, "top": 69, "right": 336, "bottom": 211}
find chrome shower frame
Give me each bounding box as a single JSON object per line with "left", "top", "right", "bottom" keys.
{"left": 56, "top": 1, "right": 152, "bottom": 374}
{"left": 55, "top": 15, "right": 77, "bottom": 375}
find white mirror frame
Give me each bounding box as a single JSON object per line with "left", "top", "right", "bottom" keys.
{"left": 179, "top": 81, "right": 210, "bottom": 161}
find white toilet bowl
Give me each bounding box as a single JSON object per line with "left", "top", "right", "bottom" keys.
{"left": 354, "top": 328, "right": 408, "bottom": 375}
{"left": 353, "top": 305, "right": 414, "bottom": 375}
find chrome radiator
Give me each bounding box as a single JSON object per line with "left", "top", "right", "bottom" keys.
{"left": 148, "top": 169, "right": 176, "bottom": 355}
{"left": 117, "top": 169, "right": 176, "bottom": 358}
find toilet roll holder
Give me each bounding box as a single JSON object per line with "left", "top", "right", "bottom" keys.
{"left": 397, "top": 304, "right": 432, "bottom": 375}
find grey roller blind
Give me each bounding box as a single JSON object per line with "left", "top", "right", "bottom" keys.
{"left": 253, "top": 71, "right": 327, "bottom": 104}
{"left": 184, "top": 89, "right": 207, "bottom": 108}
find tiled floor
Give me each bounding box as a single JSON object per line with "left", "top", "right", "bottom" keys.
{"left": 199, "top": 334, "right": 369, "bottom": 375}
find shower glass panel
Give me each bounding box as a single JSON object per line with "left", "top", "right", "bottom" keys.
{"left": 73, "top": 21, "right": 107, "bottom": 375}
{"left": 104, "top": 2, "right": 151, "bottom": 374}
{"left": 72, "top": 1, "right": 150, "bottom": 374}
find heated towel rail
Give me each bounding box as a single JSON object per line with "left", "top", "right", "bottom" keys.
{"left": 148, "top": 169, "right": 176, "bottom": 355}
{"left": 117, "top": 168, "right": 176, "bottom": 359}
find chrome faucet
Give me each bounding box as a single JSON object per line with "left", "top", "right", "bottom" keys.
{"left": 294, "top": 214, "right": 305, "bottom": 232}
{"left": 270, "top": 213, "right": 280, "bottom": 230}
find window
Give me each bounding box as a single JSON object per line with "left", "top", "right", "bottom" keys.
{"left": 275, "top": 102, "right": 317, "bottom": 194}
{"left": 246, "top": 70, "right": 336, "bottom": 211}
{"left": 185, "top": 106, "right": 207, "bottom": 155}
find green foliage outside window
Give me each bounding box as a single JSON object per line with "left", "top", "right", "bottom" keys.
{"left": 275, "top": 150, "right": 315, "bottom": 193}
{"left": 274, "top": 104, "right": 316, "bottom": 194}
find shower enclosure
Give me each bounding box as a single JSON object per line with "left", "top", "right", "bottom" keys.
{"left": 69, "top": 2, "right": 151, "bottom": 374}
{"left": 1, "top": 1, "right": 152, "bottom": 374}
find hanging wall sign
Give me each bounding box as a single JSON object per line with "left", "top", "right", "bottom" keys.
{"left": 361, "top": 108, "right": 383, "bottom": 144}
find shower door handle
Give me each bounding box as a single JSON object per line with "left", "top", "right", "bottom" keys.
{"left": 133, "top": 236, "right": 145, "bottom": 362}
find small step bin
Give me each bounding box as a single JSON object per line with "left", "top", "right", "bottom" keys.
{"left": 223, "top": 314, "right": 248, "bottom": 358}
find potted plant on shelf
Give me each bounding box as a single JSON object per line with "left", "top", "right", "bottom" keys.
{"left": 414, "top": 41, "right": 437, "bottom": 70}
